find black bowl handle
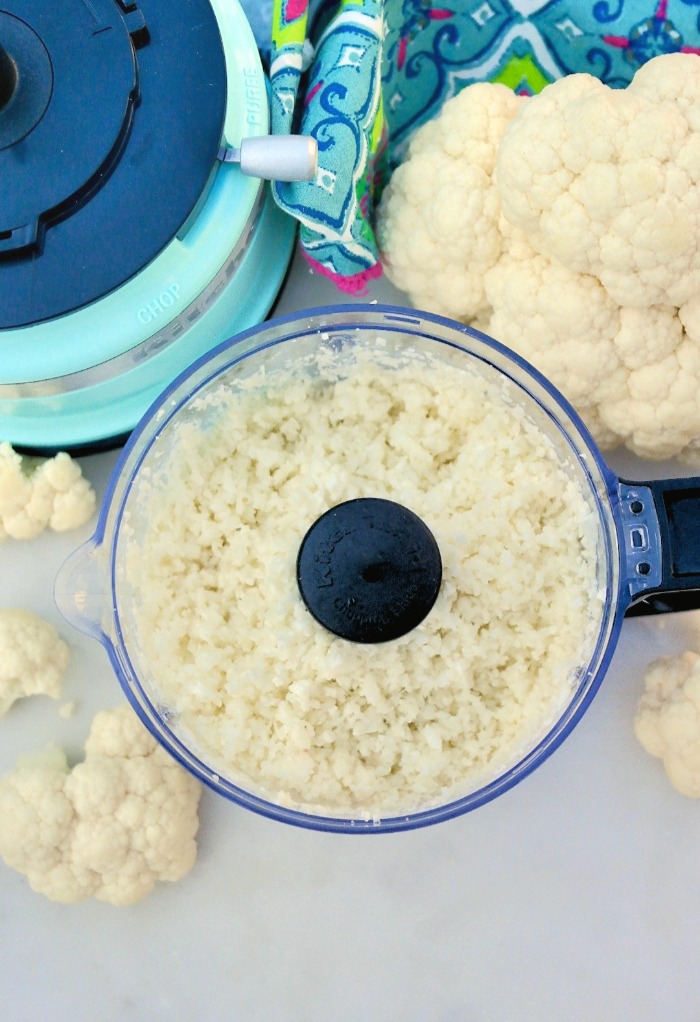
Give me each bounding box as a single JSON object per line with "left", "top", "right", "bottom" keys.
{"left": 623, "top": 476, "right": 700, "bottom": 616}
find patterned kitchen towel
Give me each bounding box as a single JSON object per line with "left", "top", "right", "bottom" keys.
{"left": 270, "top": 0, "right": 700, "bottom": 294}
{"left": 270, "top": 0, "right": 387, "bottom": 292}
{"left": 239, "top": 0, "right": 326, "bottom": 64}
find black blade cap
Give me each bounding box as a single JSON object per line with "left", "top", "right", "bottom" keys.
{"left": 296, "top": 498, "right": 442, "bottom": 644}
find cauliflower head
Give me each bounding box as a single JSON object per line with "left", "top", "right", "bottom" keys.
{"left": 635, "top": 650, "right": 700, "bottom": 797}
{"left": 377, "top": 53, "right": 700, "bottom": 463}
{"left": 0, "top": 609, "right": 69, "bottom": 717}
{"left": 0, "top": 443, "right": 96, "bottom": 541}
{"left": 0, "top": 704, "right": 202, "bottom": 904}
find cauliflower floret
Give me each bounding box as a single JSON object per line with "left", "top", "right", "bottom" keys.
{"left": 376, "top": 82, "right": 524, "bottom": 320}
{"left": 635, "top": 651, "right": 700, "bottom": 797}
{"left": 627, "top": 49, "right": 700, "bottom": 127}
{"left": 0, "top": 609, "right": 70, "bottom": 717}
{"left": 598, "top": 308, "right": 700, "bottom": 460}
{"left": 0, "top": 443, "right": 96, "bottom": 541}
{"left": 496, "top": 54, "right": 700, "bottom": 308}
{"left": 482, "top": 259, "right": 700, "bottom": 458}
{"left": 0, "top": 704, "right": 202, "bottom": 905}
{"left": 482, "top": 224, "right": 623, "bottom": 445}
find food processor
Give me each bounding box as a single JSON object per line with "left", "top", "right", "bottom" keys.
{"left": 0, "top": 0, "right": 316, "bottom": 453}
{"left": 55, "top": 306, "right": 700, "bottom": 833}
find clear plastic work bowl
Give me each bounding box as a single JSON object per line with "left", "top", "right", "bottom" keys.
{"left": 55, "top": 305, "right": 626, "bottom": 833}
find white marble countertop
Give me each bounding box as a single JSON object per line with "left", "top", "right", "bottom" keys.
{"left": 2, "top": 251, "right": 700, "bottom": 1022}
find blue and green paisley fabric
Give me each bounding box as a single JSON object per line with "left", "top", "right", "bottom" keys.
{"left": 265, "top": 0, "right": 700, "bottom": 292}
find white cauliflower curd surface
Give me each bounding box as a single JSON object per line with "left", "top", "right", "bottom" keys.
{"left": 123, "top": 342, "right": 604, "bottom": 820}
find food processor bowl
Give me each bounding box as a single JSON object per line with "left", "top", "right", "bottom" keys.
{"left": 55, "top": 306, "right": 700, "bottom": 832}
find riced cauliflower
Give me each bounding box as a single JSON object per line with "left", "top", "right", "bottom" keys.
{"left": 122, "top": 344, "right": 603, "bottom": 819}
{"left": 0, "top": 704, "right": 202, "bottom": 904}
{"left": 376, "top": 53, "right": 700, "bottom": 463}
{"left": 635, "top": 651, "right": 700, "bottom": 797}
{"left": 0, "top": 442, "right": 96, "bottom": 541}
{"left": 0, "top": 609, "right": 69, "bottom": 717}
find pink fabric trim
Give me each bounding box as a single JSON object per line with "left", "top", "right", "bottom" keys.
{"left": 303, "top": 252, "right": 383, "bottom": 295}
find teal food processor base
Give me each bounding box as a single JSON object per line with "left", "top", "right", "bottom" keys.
{"left": 0, "top": 0, "right": 302, "bottom": 455}
{"left": 0, "top": 190, "right": 297, "bottom": 453}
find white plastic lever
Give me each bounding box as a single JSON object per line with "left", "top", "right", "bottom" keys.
{"left": 218, "top": 135, "right": 318, "bottom": 182}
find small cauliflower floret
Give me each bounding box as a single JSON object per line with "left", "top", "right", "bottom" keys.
{"left": 0, "top": 609, "right": 69, "bottom": 717}
{"left": 496, "top": 54, "right": 700, "bottom": 308}
{"left": 635, "top": 651, "right": 700, "bottom": 797}
{"left": 0, "top": 704, "right": 202, "bottom": 905}
{"left": 0, "top": 443, "right": 96, "bottom": 541}
{"left": 376, "top": 83, "right": 524, "bottom": 320}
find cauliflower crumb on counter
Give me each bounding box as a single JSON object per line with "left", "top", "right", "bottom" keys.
{"left": 0, "top": 704, "right": 202, "bottom": 905}
{"left": 635, "top": 651, "right": 700, "bottom": 797}
{"left": 123, "top": 349, "right": 603, "bottom": 820}
{"left": 58, "top": 700, "right": 77, "bottom": 720}
{"left": 0, "top": 442, "right": 96, "bottom": 541}
{"left": 376, "top": 52, "right": 700, "bottom": 465}
{"left": 0, "top": 609, "right": 70, "bottom": 717}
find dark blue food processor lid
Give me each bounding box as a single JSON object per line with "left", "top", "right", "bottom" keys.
{"left": 0, "top": 0, "right": 227, "bottom": 328}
